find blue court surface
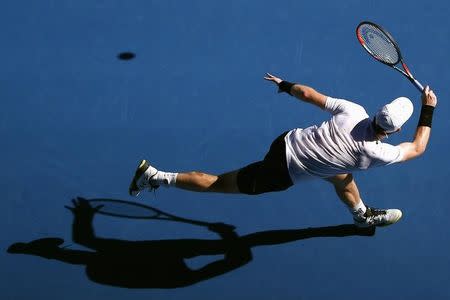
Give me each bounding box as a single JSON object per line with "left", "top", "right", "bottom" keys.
{"left": 2, "top": 1, "right": 450, "bottom": 299}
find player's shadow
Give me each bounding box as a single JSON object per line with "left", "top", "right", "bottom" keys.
{"left": 7, "top": 198, "right": 375, "bottom": 289}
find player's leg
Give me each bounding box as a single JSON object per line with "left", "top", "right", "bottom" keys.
{"left": 174, "top": 136, "right": 294, "bottom": 195}
{"left": 325, "top": 173, "right": 361, "bottom": 208}
{"left": 325, "top": 173, "right": 402, "bottom": 227}
{"left": 128, "top": 158, "right": 291, "bottom": 196}
{"left": 176, "top": 170, "right": 241, "bottom": 193}
{"left": 129, "top": 160, "right": 241, "bottom": 196}
{"left": 129, "top": 132, "right": 293, "bottom": 196}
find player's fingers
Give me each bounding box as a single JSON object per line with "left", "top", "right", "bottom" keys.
{"left": 430, "top": 91, "right": 436, "bottom": 99}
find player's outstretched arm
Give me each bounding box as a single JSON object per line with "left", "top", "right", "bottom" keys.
{"left": 398, "top": 86, "right": 437, "bottom": 162}
{"left": 264, "top": 73, "right": 328, "bottom": 109}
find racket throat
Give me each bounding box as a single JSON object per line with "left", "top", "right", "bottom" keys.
{"left": 402, "top": 62, "right": 413, "bottom": 78}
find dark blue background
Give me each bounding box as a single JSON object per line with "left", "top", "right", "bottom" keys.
{"left": 2, "top": 1, "right": 449, "bottom": 299}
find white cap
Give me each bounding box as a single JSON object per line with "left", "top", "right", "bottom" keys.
{"left": 375, "top": 97, "right": 414, "bottom": 133}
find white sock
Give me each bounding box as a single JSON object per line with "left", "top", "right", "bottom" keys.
{"left": 153, "top": 171, "right": 178, "bottom": 187}
{"left": 349, "top": 199, "right": 367, "bottom": 217}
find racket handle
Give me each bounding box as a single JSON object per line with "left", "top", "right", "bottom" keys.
{"left": 411, "top": 78, "right": 424, "bottom": 92}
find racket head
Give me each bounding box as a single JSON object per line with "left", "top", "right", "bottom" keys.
{"left": 88, "top": 198, "right": 161, "bottom": 219}
{"left": 356, "top": 21, "right": 402, "bottom": 66}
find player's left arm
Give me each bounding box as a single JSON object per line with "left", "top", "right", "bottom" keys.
{"left": 264, "top": 73, "right": 328, "bottom": 109}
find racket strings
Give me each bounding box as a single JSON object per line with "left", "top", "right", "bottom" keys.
{"left": 90, "top": 199, "right": 162, "bottom": 219}
{"left": 358, "top": 24, "right": 399, "bottom": 65}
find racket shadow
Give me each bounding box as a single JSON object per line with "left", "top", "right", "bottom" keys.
{"left": 7, "top": 198, "right": 376, "bottom": 289}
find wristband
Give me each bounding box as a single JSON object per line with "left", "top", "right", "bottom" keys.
{"left": 418, "top": 105, "right": 434, "bottom": 127}
{"left": 278, "top": 81, "right": 295, "bottom": 95}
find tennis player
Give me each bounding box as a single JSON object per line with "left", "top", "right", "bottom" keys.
{"left": 129, "top": 73, "right": 437, "bottom": 227}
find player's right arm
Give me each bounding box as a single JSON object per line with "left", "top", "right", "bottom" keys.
{"left": 264, "top": 73, "right": 328, "bottom": 109}
{"left": 398, "top": 86, "right": 437, "bottom": 162}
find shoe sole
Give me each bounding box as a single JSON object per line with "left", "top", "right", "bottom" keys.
{"left": 377, "top": 210, "right": 403, "bottom": 227}
{"left": 129, "top": 159, "right": 149, "bottom": 196}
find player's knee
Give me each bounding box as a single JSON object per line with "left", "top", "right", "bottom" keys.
{"left": 326, "top": 173, "right": 354, "bottom": 188}
{"left": 190, "top": 171, "right": 217, "bottom": 187}
{"left": 190, "top": 171, "right": 207, "bottom": 177}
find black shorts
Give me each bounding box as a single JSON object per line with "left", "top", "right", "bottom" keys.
{"left": 237, "top": 131, "right": 293, "bottom": 195}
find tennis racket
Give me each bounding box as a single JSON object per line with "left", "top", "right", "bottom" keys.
{"left": 356, "top": 21, "right": 424, "bottom": 92}
{"left": 87, "top": 198, "right": 226, "bottom": 228}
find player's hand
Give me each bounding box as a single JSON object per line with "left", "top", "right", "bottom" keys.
{"left": 421, "top": 86, "right": 437, "bottom": 107}
{"left": 264, "top": 73, "right": 283, "bottom": 85}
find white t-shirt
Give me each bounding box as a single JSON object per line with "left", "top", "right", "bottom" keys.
{"left": 285, "top": 97, "right": 404, "bottom": 182}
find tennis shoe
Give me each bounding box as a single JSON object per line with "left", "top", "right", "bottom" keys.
{"left": 354, "top": 206, "right": 402, "bottom": 227}
{"left": 129, "top": 159, "right": 160, "bottom": 196}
